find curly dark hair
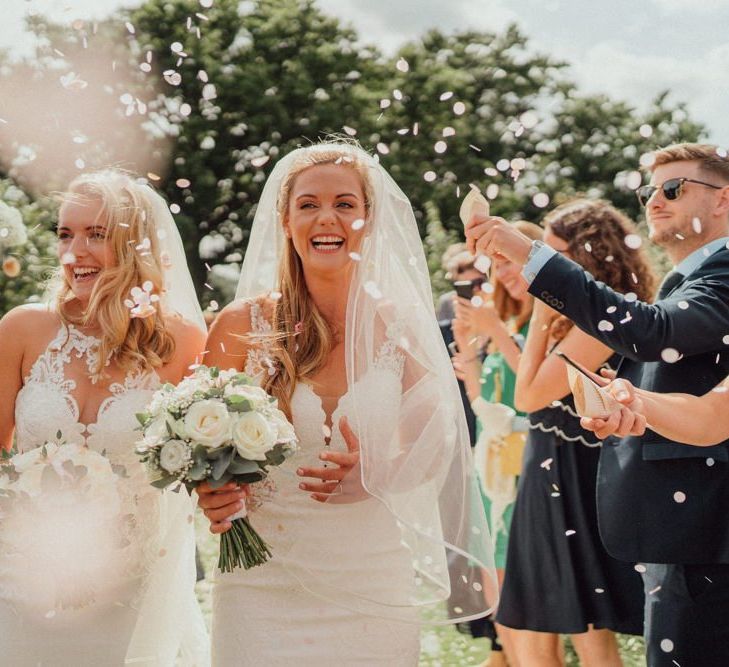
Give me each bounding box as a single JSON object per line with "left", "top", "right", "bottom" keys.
{"left": 545, "top": 198, "right": 657, "bottom": 341}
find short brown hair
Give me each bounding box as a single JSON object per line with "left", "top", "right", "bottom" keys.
{"left": 651, "top": 143, "right": 729, "bottom": 185}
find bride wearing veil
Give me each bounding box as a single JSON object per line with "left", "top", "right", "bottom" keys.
{"left": 199, "top": 140, "right": 497, "bottom": 664}
{"left": 0, "top": 170, "right": 209, "bottom": 666}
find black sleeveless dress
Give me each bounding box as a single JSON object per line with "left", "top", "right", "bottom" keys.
{"left": 495, "top": 392, "right": 645, "bottom": 634}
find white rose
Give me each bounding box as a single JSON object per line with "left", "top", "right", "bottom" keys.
{"left": 224, "top": 383, "right": 269, "bottom": 405}
{"left": 159, "top": 440, "right": 191, "bottom": 473}
{"left": 269, "top": 409, "right": 297, "bottom": 444}
{"left": 144, "top": 415, "right": 170, "bottom": 443}
{"left": 231, "top": 412, "right": 276, "bottom": 461}
{"left": 184, "top": 399, "right": 231, "bottom": 449}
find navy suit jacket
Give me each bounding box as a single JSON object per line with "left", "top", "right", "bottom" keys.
{"left": 530, "top": 247, "right": 729, "bottom": 564}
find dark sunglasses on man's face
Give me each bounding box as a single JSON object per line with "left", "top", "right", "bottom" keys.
{"left": 636, "top": 177, "right": 723, "bottom": 207}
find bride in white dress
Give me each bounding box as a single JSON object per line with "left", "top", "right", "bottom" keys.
{"left": 199, "top": 142, "right": 498, "bottom": 665}
{"left": 0, "top": 170, "right": 209, "bottom": 666}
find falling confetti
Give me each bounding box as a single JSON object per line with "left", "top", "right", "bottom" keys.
{"left": 673, "top": 491, "right": 686, "bottom": 503}
{"left": 423, "top": 171, "right": 436, "bottom": 182}
{"left": 60, "top": 72, "right": 88, "bottom": 91}
{"left": 434, "top": 141, "right": 447, "bottom": 154}
{"left": 342, "top": 126, "right": 357, "bottom": 136}
{"left": 364, "top": 281, "right": 383, "bottom": 299}
{"left": 474, "top": 255, "right": 491, "bottom": 274}
{"left": 439, "top": 91, "right": 453, "bottom": 101}
{"left": 624, "top": 234, "right": 642, "bottom": 249}
{"left": 692, "top": 217, "right": 702, "bottom": 234}
{"left": 598, "top": 320, "right": 614, "bottom": 332}
{"left": 396, "top": 58, "right": 409, "bottom": 72}
{"left": 176, "top": 178, "right": 191, "bottom": 188}
{"left": 251, "top": 155, "right": 270, "bottom": 167}
{"left": 661, "top": 348, "right": 680, "bottom": 363}
{"left": 453, "top": 101, "right": 466, "bottom": 115}
{"left": 351, "top": 218, "right": 365, "bottom": 230}
{"left": 124, "top": 281, "right": 159, "bottom": 319}
{"left": 659, "top": 639, "right": 674, "bottom": 653}
{"left": 532, "top": 192, "right": 549, "bottom": 208}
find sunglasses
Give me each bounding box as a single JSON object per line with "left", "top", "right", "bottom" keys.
{"left": 636, "top": 177, "right": 723, "bottom": 207}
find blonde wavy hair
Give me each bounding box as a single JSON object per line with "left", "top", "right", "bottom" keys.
{"left": 52, "top": 170, "right": 175, "bottom": 379}
{"left": 260, "top": 144, "right": 374, "bottom": 418}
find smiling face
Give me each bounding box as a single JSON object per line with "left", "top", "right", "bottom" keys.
{"left": 283, "top": 162, "right": 368, "bottom": 278}
{"left": 493, "top": 256, "right": 529, "bottom": 300}
{"left": 645, "top": 160, "right": 722, "bottom": 250}
{"left": 57, "top": 195, "right": 116, "bottom": 305}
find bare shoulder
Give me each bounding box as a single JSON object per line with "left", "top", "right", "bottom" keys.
{"left": 0, "top": 304, "right": 59, "bottom": 342}
{"left": 213, "top": 298, "right": 255, "bottom": 333}
{"left": 211, "top": 296, "right": 276, "bottom": 337}
{"left": 164, "top": 313, "right": 206, "bottom": 349}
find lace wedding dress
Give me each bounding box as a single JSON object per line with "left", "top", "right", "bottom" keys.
{"left": 1, "top": 322, "right": 207, "bottom": 666}
{"left": 211, "top": 303, "right": 421, "bottom": 666}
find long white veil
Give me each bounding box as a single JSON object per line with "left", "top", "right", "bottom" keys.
{"left": 235, "top": 142, "right": 498, "bottom": 624}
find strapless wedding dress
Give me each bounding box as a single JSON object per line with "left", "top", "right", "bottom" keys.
{"left": 210, "top": 304, "right": 420, "bottom": 666}
{"left": 1, "top": 322, "right": 208, "bottom": 666}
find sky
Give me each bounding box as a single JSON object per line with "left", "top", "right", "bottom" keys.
{"left": 2, "top": 0, "right": 728, "bottom": 142}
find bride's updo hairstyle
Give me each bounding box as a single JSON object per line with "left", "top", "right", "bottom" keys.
{"left": 264, "top": 144, "right": 374, "bottom": 417}
{"left": 54, "top": 170, "right": 175, "bottom": 379}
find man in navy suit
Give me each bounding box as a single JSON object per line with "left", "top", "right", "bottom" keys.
{"left": 465, "top": 143, "right": 729, "bottom": 666}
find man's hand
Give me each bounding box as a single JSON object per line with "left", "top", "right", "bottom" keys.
{"left": 465, "top": 214, "right": 533, "bottom": 266}
{"left": 580, "top": 377, "right": 647, "bottom": 438}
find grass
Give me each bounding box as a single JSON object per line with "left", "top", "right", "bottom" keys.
{"left": 194, "top": 510, "right": 646, "bottom": 666}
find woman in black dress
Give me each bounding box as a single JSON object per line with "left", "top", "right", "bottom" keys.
{"left": 497, "top": 199, "right": 655, "bottom": 665}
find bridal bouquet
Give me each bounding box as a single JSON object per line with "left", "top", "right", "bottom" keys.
{"left": 135, "top": 366, "right": 298, "bottom": 572}
{"left": 0, "top": 439, "right": 125, "bottom": 610}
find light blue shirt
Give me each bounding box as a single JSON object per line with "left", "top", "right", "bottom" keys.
{"left": 522, "top": 243, "right": 557, "bottom": 284}
{"left": 522, "top": 236, "right": 729, "bottom": 285}
{"left": 674, "top": 237, "right": 729, "bottom": 278}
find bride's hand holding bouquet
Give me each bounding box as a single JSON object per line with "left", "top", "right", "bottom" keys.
{"left": 135, "top": 365, "right": 298, "bottom": 572}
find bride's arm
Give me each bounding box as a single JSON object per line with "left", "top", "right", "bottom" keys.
{"left": 204, "top": 300, "right": 254, "bottom": 371}
{"left": 0, "top": 307, "right": 34, "bottom": 452}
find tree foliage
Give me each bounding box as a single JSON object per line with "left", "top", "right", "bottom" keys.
{"left": 0, "top": 0, "right": 708, "bottom": 311}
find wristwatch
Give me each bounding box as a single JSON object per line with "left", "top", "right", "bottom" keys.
{"left": 526, "top": 239, "right": 545, "bottom": 264}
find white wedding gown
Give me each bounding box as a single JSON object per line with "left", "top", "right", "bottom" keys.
{"left": 211, "top": 303, "right": 421, "bottom": 666}
{"left": 1, "top": 322, "right": 208, "bottom": 666}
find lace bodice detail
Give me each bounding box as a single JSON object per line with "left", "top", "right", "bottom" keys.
{"left": 14, "top": 323, "right": 161, "bottom": 468}
{"left": 242, "top": 300, "right": 406, "bottom": 508}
